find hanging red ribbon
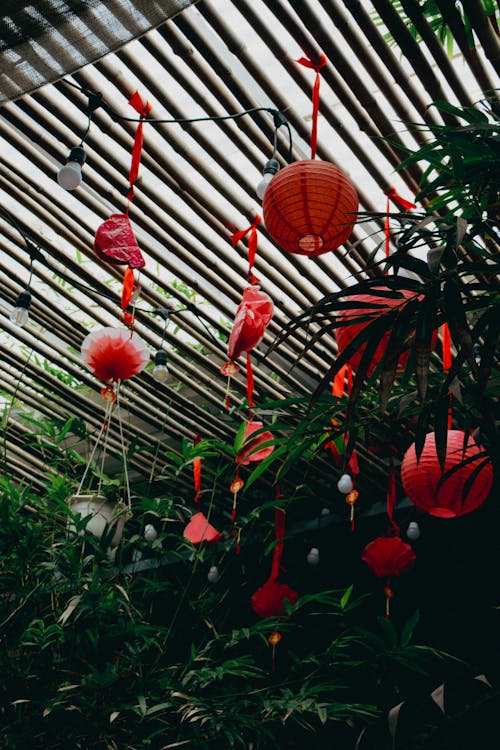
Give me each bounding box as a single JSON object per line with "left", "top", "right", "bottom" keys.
{"left": 126, "top": 91, "right": 152, "bottom": 203}
{"left": 441, "top": 322, "right": 453, "bottom": 429}
{"left": 121, "top": 266, "right": 136, "bottom": 326}
{"left": 385, "top": 187, "right": 416, "bottom": 259}
{"left": 332, "top": 363, "right": 347, "bottom": 398}
{"left": 193, "top": 432, "right": 202, "bottom": 503}
{"left": 386, "top": 460, "right": 400, "bottom": 535}
{"left": 231, "top": 215, "right": 262, "bottom": 284}
{"left": 296, "top": 53, "right": 327, "bottom": 159}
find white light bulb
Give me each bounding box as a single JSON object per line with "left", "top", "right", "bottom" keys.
{"left": 153, "top": 350, "right": 169, "bottom": 383}
{"left": 306, "top": 547, "right": 320, "bottom": 566}
{"left": 256, "top": 172, "right": 275, "bottom": 200}
{"left": 144, "top": 523, "right": 158, "bottom": 542}
{"left": 337, "top": 474, "right": 354, "bottom": 494}
{"left": 207, "top": 565, "right": 221, "bottom": 583}
{"left": 57, "top": 161, "right": 83, "bottom": 190}
{"left": 320, "top": 507, "right": 331, "bottom": 517}
{"left": 407, "top": 521, "right": 421, "bottom": 540}
{"left": 10, "top": 305, "right": 30, "bottom": 327}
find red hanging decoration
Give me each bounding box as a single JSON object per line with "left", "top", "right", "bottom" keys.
{"left": 401, "top": 430, "right": 494, "bottom": 518}
{"left": 81, "top": 327, "right": 149, "bottom": 382}
{"left": 192, "top": 433, "right": 202, "bottom": 504}
{"left": 126, "top": 91, "right": 152, "bottom": 202}
{"left": 183, "top": 511, "right": 222, "bottom": 545}
{"left": 262, "top": 160, "right": 358, "bottom": 256}
{"left": 231, "top": 215, "right": 262, "bottom": 284}
{"left": 251, "top": 508, "right": 298, "bottom": 618}
{"left": 385, "top": 187, "right": 416, "bottom": 257}
{"left": 236, "top": 421, "right": 274, "bottom": 466}
{"left": 295, "top": 51, "right": 327, "bottom": 159}
{"left": 222, "top": 285, "right": 274, "bottom": 410}
{"left": 362, "top": 535, "right": 416, "bottom": 617}
{"left": 94, "top": 214, "right": 146, "bottom": 270}
{"left": 335, "top": 288, "right": 417, "bottom": 376}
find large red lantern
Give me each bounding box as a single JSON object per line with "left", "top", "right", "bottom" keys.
{"left": 335, "top": 288, "right": 416, "bottom": 376}
{"left": 401, "top": 430, "right": 493, "bottom": 518}
{"left": 262, "top": 160, "right": 358, "bottom": 256}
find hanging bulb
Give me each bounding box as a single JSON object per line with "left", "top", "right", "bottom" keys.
{"left": 406, "top": 521, "right": 421, "bottom": 541}
{"left": 152, "top": 349, "right": 169, "bottom": 383}
{"left": 320, "top": 507, "right": 331, "bottom": 517}
{"left": 255, "top": 158, "right": 280, "bottom": 200}
{"left": 10, "top": 289, "right": 31, "bottom": 327}
{"left": 306, "top": 547, "right": 320, "bottom": 566}
{"left": 207, "top": 565, "right": 221, "bottom": 583}
{"left": 57, "top": 146, "right": 86, "bottom": 190}
{"left": 337, "top": 473, "right": 354, "bottom": 494}
{"left": 144, "top": 523, "right": 158, "bottom": 542}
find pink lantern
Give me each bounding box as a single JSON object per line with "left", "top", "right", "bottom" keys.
{"left": 401, "top": 430, "right": 494, "bottom": 518}
{"left": 81, "top": 327, "right": 149, "bottom": 382}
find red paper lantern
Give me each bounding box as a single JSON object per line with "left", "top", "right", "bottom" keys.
{"left": 262, "top": 160, "right": 358, "bottom": 256}
{"left": 401, "top": 430, "right": 494, "bottom": 518}
{"left": 81, "top": 327, "right": 149, "bottom": 382}
{"left": 228, "top": 285, "right": 274, "bottom": 360}
{"left": 362, "top": 535, "right": 416, "bottom": 578}
{"left": 335, "top": 288, "right": 415, "bottom": 376}
{"left": 251, "top": 579, "right": 299, "bottom": 619}
{"left": 183, "top": 511, "right": 221, "bottom": 545}
{"left": 236, "top": 421, "right": 274, "bottom": 465}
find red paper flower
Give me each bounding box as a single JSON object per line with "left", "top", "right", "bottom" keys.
{"left": 228, "top": 285, "right": 274, "bottom": 360}
{"left": 94, "top": 213, "right": 145, "bottom": 268}
{"left": 183, "top": 511, "right": 221, "bottom": 545}
{"left": 362, "top": 535, "right": 416, "bottom": 578}
{"left": 251, "top": 579, "right": 299, "bottom": 618}
{"left": 81, "top": 327, "right": 149, "bottom": 382}
{"left": 236, "top": 421, "right": 274, "bottom": 465}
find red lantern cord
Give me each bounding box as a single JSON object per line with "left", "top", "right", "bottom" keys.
{"left": 193, "top": 432, "right": 202, "bottom": 504}
{"left": 296, "top": 53, "right": 327, "bottom": 159}
{"left": 441, "top": 322, "right": 453, "bottom": 429}
{"left": 384, "top": 187, "right": 416, "bottom": 259}
{"left": 231, "top": 215, "right": 262, "bottom": 284}
{"left": 126, "top": 91, "right": 152, "bottom": 203}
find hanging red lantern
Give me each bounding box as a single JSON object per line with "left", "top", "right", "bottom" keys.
{"left": 81, "top": 326, "right": 149, "bottom": 382}
{"left": 183, "top": 511, "right": 221, "bottom": 545}
{"left": 251, "top": 508, "right": 298, "bottom": 618}
{"left": 236, "top": 421, "right": 274, "bottom": 465}
{"left": 401, "top": 430, "right": 494, "bottom": 518}
{"left": 94, "top": 213, "right": 145, "bottom": 269}
{"left": 335, "top": 288, "right": 416, "bottom": 376}
{"left": 362, "top": 535, "right": 416, "bottom": 579}
{"left": 262, "top": 160, "right": 358, "bottom": 256}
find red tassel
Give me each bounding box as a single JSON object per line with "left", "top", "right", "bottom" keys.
{"left": 126, "top": 91, "right": 152, "bottom": 202}
{"left": 121, "top": 266, "right": 135, "bottom": 313}
{"left": 386, "top": 186, "right": 416, "bottom": 211}
{"left": 296, "top": 53, "right": 327, "bottom": 159}
{"left": 231, "top": 216, "right": 261, "bottom": 283}
{"left": 441, "top": 322, "right": 453, "bottom": 429}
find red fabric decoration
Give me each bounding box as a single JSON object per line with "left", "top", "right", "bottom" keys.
{"left": 401, "top": 430, "right": 494, "bottom": 518}
{"left": 81, "top": 327, "right": 149, "bottom": 382}
{"left": 127, "top": 91, "right": 152, "bottom": 202}
{"left": 236, "top": 421, "right": 274, "bottom": 465}
{"left": 325, "top": 435, "right": 359, "bottom": 475}
{"left": 262, "top": 160, "right": 358, "bottom": 256}
{"left": 94, "top": 213, "right": 146, "bottom": 269}
{"left": 251, "top": 508, "right": 298, "bottom": 619}
{"left": 362, "top": 536, "right": 416, "bottom": 579}
{"left": 231, "top": 215, "right": 262, "bottom": 284}
{"left": 295, "top": 52, "right": 327, "bottom": 159}
{"left": 183, "top": 511, "right": 221, "bottom": 545}
{"left": 228, "top": 286, "right": 274, "bottom": 360}
{"left": 335, "top": 288, "right": 416, "bottom": 376}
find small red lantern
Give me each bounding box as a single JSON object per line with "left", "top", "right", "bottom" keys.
{"left": 401, "top": 430, "right": 494, "bottom": 518}
{"left": 362, "top": 536, "right": 416, "bottom": 579}
{"left": 81, "top": 326, "right": 149, "bottom": 382}
{"left": 262, "top": 160, "right": 358, "bottom": 256}
{"left": 227, "top": 285, "right": 274, "bottom": 360}
{"left": 251, "top": 579, "right": 299, "bottom": 619}
{"left": 335, "top": 289, "right": 415, "bottom": 375}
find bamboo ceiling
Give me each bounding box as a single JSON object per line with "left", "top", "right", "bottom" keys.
{"left": 0, "top": 0, "right": 498, "bottom": 497}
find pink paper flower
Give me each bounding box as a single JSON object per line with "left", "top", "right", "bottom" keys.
{"left": 81, "top": 326, "right": 149, "bottom": 382}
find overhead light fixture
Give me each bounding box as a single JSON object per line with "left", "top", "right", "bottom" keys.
{"left": 10, "top": 289, "right": 31, "bottom": 327}
{"left": 255, "top": 158, "right": 280, "bottom": 200}
{"left": 57, "top": 145, "right": 87, "bottom": 190}
{"left": 152, "top": 349, "right": 169, "bottom": 383}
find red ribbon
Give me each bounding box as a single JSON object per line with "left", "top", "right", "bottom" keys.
{"left": 193, "top": 432, "right": 202, "bottom": 503}
{"left": 231, "top": 215, "right": 262, "bottom": 284}
{"left": 385, "top": 187, "right": 416, "bottom": 260}
{"left": 127, "top": 91, "right": 152, "bottom": 203}
{"left": 441, "top": 322, "right": 453, "bottom": 429}
{"left": 121, "top": 265, "right": 135, "bottom": 313}
{"left": 296, "top": 53, "right": 327, "bottom": 159}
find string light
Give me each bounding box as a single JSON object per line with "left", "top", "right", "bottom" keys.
{"left": 57, "top": 145, "right": 87, "bottom": 190}
{"left": 256, "top": 158, "right": 280, "bottom": 200}
{"left": 10, "top": 289, "right": 31, "bottom": 327}
{"left": 152, "top": 349, "right": 169, "bottom": 383}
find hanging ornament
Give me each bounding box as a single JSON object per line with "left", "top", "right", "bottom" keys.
{"left": 143, "top": 523, "right": 158, "bottom": 542}
{"left": 268, "top": 630, "right": 282, "bottom": 673}
{"left": 231, "top": 215, "right": 262, "bottom": 284}
{"left": 207, "top": 565, "right": 221, "bottom": 584}
{"left": 384, "top": 186, "right": 416, "bottom": 260}
{"left": 81, "top": 327, "right": 149, "bottom": 382}
{"left": 406, "top": 521, "right": 421, "bottom": 541}
{"left": 335, "top": 288, "right": 418, "bottom": 376}
{"left": 183, "top": 511, "right": 222, "bottom": 546}
{"left": 306, "top": 547, "right": 320, "bottom": 566}
{"left": 192, "top": 433, "right": 202, "bottom": 504}
{"left": 251, "top": 508, "right": 298, "bottom": 618}
{"left": 337, "top": 473, "right": 354, "bottom": 494}
{"left": 362, "top": 535, "right": 416, "bottom": 617}
{"left": 229, "top": 474, "right": 244, "bottom": 525}
{"left": 222, "top": 286, "right": 274, "bottom": 410}
{"left": 401, "top": 430, "right": 493, "bottom": 518}
{"left": 345, "top": 489, "right": 359, "bottom": 532}
{"left": 236, "top": 421, "right": 275, "bottom": 466}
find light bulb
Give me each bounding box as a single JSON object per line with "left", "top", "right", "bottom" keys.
{"left": 57, "top": 146, "right": 86, "bottom": 190}
{"left": 152, "top": 350, "right": 169, "bottom": 383}
{"left": 337, "top": 474, "right": 354, "bottom": 494}
{"left": 207, "top": 565, "right": 221, "bottom": 583}
{"left": 10, "top": 290, "right": 31, "bottom": 327}
{"left": 144, "top": 523, "right": 158, "bottom": 542}
{"left": 306, "top": 547, "right": 320, "bottom": 566}
{"left": 255, "top": 158, "right": 280, "bottom": 200}
{"left": 406, "top": 521, "right": 421, "bottom": 541}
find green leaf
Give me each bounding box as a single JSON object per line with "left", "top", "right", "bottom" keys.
{"left": 400, "top": 609, "right": 420, "bottom": 647}
{"left": 340, "top": 584, "right": 354, "bottom": 611}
